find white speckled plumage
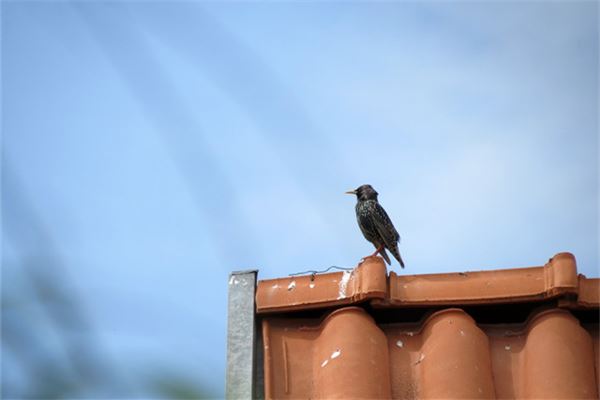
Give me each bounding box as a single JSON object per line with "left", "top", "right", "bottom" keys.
{"left": 347, "top": 184, "right": 405, "bottom": 268}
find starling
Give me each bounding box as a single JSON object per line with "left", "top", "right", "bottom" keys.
{"left": 346, "top": 184, "right": 405, "bottom": 268}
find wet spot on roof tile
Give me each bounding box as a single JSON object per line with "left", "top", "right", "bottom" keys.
{"left": 288, "top": 281, "right": 296, "bottom": 291}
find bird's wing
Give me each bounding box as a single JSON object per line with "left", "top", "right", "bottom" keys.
{"left": 372, "top": 203, "right": 400, "bottom": 245}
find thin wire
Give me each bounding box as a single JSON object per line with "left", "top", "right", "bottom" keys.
{"left": 289, "top": 265, "right": 354, "bottom": 277}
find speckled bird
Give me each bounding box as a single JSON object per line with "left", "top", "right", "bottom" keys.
{"left": 346, "top": 184, "right": 405, "bottom": 268}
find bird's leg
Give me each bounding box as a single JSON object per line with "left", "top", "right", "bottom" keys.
{"left": 370, "top": 244, "right": 385, "bottom": 257}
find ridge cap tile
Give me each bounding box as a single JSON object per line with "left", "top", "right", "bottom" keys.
{"left": 256, "top": 252, "right": 598, "bottom": 313}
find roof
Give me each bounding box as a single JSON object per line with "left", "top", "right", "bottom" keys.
{"left": 255, "top": 252, "right": 599, "bottom": 399}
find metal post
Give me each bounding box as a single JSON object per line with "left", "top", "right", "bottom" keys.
{"left": 226, "top": 270, "right": 259, "bottom": 399}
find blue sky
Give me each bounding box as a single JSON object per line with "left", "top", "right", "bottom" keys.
{"left": 2, "top": 1, "right": 598, "bottom": 398}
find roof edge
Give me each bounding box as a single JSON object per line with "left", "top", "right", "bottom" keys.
{"left": 254, "top": 252, "right": 599, "bottom": 314}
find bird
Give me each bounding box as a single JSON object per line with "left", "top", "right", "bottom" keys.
{"left": 346, "top": 184, "right": 405, "bottom": 268}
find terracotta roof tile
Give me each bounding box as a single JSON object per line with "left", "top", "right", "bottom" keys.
{"left": 256, "top": 252, "right": 597, "bottom": 313}
{"left": 256, "top": 252, "right": 599, "bottom": 399}
{"left": 262, "top": 306, "right": 598, "bottom": 399}
{"left": 579, "top": 274, "right": 600, "bottom": 308}
{"left": 256, "top": 258, "right": 386, "bottom": 313}
{"left": 384, "top": 253, "right": 579, "bottom": 307}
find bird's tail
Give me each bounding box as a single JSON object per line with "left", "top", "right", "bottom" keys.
{"left": 397, "top": 253, "right": 405, "bottom": 269}
{"left": 379, "top": 248, "right": 392, "bottom": 265}
{"left": 389, "top": 245, "right": 405, "bottom": 268}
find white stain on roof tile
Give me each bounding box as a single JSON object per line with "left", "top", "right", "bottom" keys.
{"left": 337, "top": 270, "right": 352, "bottom": 299}
{"left": 228, "top": 276, "right": 235, "bottom": 285}
{"left": 460, "top": 330, "right": 465, "bottom": 336}
{"left": 331, "top": 349, "right": 341, "bottom": 359}
{"left": 504, "top": 345, "right": 511, "bottom": 351}
{"left": 396, "top": 340, "right": 404, "bottom": 348}
{"left": 415, "top": 353, "right": 426, "bottom": 365}
{"left": 309, "top": 282, "right": 315, "bottom": 289}
{"left": 288, "top": 281, "right": 296, "bottom": 291}
{"left": 321, "top": 348, "right": 342, "bottom": 368}
{"left": 272, "top": 284, "right": 280, "bottom": 289}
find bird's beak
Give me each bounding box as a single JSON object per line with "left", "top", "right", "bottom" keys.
{"left": 345, "top": 190, "right": 357, "bottom": 195}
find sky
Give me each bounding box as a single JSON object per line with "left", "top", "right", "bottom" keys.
{"left": 2, "top": 1, "right": 598, "bottom": 398}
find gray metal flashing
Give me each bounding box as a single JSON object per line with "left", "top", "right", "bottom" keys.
{"left": 226, "top": 270, "right": 259, "bottom": 399}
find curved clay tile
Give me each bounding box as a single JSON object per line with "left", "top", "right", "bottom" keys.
{"left": 588, "top": 324, "right": 599, "bottom": 396}
{"left": 418, "top": 309, "right": 495, "bottom": 399}
{"left": 522, "top": 309, "right": 597, "bottom": 399}
{"left": 313, "top": 307, "right": 391, "bottom": 399}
